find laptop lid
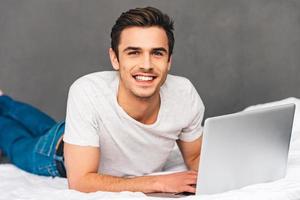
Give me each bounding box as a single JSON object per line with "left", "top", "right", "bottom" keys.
{"left": 196, "top": 103, "right": 295, "bottom": 195}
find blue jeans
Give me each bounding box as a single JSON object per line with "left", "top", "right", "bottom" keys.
{"left": 0, "top": 95, "right": 65, "bottom": 177}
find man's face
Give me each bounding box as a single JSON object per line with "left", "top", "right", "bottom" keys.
{"left": 109, "top": 26, "right": 172, "bottom": 99}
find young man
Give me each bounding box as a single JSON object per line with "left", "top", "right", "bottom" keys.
{"left": 0, "top": 7, "right": 204, "bottom": 194}
{"left": 63, "top": 6, "right": 205, "bottom": 193}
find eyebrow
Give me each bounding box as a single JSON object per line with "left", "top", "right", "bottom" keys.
{"left": 123, "top": 46, "right": 168, "bottom": 53}
{"left": 152, "top": 47, "right": 168, "bottom": 53}
{"left": 123, "top": 47, "right": 141, "bottom": 52}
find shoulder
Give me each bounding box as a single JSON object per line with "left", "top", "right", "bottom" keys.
{"left": 163, "top": 74, "right": 197, "bottom": 96}
{"left": 69, "top": 71, "right": 117, "bottom": 94}
{"left": 71, "top": 71, "right": 117, "bottom": 88}
{"left": 67, "top": 71, "right": 118, "bottom": 108}
{"left": 163, "top": 74, "right": 205, "bottom": 111}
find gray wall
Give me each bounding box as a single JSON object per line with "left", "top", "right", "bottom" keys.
{"left": 0, "top": 0, "right": 299, "bottom": 121}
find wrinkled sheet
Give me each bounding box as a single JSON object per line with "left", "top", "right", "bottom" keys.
{"left": 1, "top": 97, "right": 300, "bottom": 200}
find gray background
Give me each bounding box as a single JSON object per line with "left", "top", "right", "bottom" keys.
{"left": 0, "top": 0, "right": 299, "bottom": 121}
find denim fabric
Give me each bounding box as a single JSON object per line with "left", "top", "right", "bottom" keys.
{"left": 0, "top": 95, "right": 65, "bottom": 177}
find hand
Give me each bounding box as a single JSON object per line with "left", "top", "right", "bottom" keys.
{"left": 153, "top": 171, "right": 198, "bottom": 193}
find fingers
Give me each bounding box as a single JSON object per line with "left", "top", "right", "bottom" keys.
{"left": 182, "top": 185, "right": 196, "bottom": 193}
{"left": 181, "top": 171, "right": 197, "bottom": 193}
{"left": 184, "top": 178, "right": 197, "bottom": 185}
{"left": 183, "top": 171, "right": 197, "bottom": 193}
{"left": 174, "top": 171, "right": 197, "bottom": 185}
{"left": 176, "top": 170, "right": 197, "bottom": 177}
{"left": 159, "top": 171, "right": 198, "bottom": 193}
{"left": 185, "top": 171, "right": 198, "bottom": 180}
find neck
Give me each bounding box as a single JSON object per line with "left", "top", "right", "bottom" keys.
{"left": 117, "top": 85, "right": 161, "bottom": 125}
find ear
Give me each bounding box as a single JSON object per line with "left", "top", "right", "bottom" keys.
{"left": 109, "top": 48, "right": 120, "bottom": 70}
{"left": 167, "top": 55, "right": 172, "bottom": 71}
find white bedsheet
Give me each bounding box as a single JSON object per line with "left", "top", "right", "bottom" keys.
{"left": 1, "top": 97, "right": 300, "bottom": 200}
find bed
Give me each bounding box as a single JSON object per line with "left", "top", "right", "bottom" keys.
{"left": 1, "top": 97, "right": 300, "bottom": 200}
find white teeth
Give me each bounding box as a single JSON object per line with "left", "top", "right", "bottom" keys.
{"left": 135, "top": 75, "right": 154, "bottom": 81}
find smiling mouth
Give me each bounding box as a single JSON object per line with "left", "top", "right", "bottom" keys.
{"left": 132, "top": 74, "right": 157, "bottom": 81}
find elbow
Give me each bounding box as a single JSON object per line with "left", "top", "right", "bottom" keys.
{"left": 67, "top": 173, "right": 98, "bottom": 193}
{"left": 68, "top": 182, "right": 77, "bottom": 190}
{"left": 67, "top": 176, "right": 87, "bottom": 192}
{"left": 67, "top": 177, "right": 81, "bottom": 191}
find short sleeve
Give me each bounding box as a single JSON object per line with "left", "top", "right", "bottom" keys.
{"left": 179, "top": 81, "right": 205, "bottom": 142}
{"left": 63, "top": 79, "right": 100, "bottom": 147}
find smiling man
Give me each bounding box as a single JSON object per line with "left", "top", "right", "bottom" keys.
{"left": 62, "top": 7, "right": 205, "bottom": 193}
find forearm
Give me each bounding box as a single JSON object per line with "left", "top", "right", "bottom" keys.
{"left": 70, "top": 172, "right": 159, "bottom": 193}
{"left": 177, "top": 136, "right": 202, "bottom": 172}
{"left": 186, "top": 155, "right": 200, "bottom": 171}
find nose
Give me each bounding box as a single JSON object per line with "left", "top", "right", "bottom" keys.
{"left": 140, "top": 53, "right": 153, "bottom": 71}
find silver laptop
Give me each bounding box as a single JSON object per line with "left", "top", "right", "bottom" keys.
{"left": 147, "top": 103, "right": 295, "bottom": 197}
{"left": 196, "top": 103, "right": 295, "bottom": 195}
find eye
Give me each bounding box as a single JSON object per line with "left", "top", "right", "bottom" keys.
{"left": 152, "top": 51, "right": 164, "bottom": 56}
{"left": 128, "top": 51, "right": 140, "bottom": 55}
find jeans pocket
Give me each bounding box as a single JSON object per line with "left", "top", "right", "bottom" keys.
{"left": 37, "top": 163, "right": 60, "bottom": 177}
{"left": 33, "top": 122, "right": 64, "bottom": 177}
{"left": 34, "top": 122, "right": 64, "bottom": 156}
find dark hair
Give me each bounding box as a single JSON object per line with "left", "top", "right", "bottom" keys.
{"left": 110, "top": 7, "right": 174, "bottom": 59}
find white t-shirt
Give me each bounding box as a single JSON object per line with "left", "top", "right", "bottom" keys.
{"left": 63, "top": 71, "right": 205, "bottom": 177}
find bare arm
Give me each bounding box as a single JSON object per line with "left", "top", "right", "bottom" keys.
{"left": 64, "top": 142, "right": 197, "bottom": 193}
{"left": 177, "top": 136, "right": 202, "bottom": 171}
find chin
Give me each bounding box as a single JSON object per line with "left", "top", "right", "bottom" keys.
{"left": 132, "top": 89, "right": 157, "bottom": 99}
